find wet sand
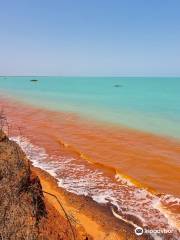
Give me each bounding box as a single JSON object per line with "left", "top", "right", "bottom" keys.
{"left": 33, "top": 167, "right": 147, "bottom": 240}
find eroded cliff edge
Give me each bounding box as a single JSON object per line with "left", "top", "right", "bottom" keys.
{"left": 0, "top": 130, "right": 77, "bottom": 240}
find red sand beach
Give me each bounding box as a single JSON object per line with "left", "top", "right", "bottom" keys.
{"left": 0, "top": 96, "right": 180, "bottom": 239}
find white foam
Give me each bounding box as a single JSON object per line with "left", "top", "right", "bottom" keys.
{"left": 161, "top": 194, "right": 180, "bottom": 205}
{"left": 92, "top": 193, "right": 110, "bottom": 204}
{"left": 111, "top": 207, "right": 139, "bottom": 228}
{"left": 10, "top": 136, "right": 59, "bottom": 178}
{"left": 115, "top": 173, "right": 134, "bottom": 186}
{"left": 154, "top": 200, "right": 180, "bottom": 231}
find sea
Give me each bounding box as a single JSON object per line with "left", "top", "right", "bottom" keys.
{"left": 0, "top": 76, "right": 180, "bottom": 138}
{"left": 0, "top": 76, "right": 180, "bottom": 239}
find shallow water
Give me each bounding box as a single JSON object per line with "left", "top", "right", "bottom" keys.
{"left": 0, "top": 99, "right": 179, "bottom": 239}
{"left": 0, "top": 77, "right": 180, "bottom": 239}
{"left": 0, "top": 76, "right": 180, "bottom": 138}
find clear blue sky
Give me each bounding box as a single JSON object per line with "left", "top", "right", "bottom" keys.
{"left": 0, "top": 0, "right": 180, "bottom": 76}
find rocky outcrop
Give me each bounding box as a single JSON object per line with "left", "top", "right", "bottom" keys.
{"left": 30, "top": 79, "right": 38, "bottom": 82}
{"left": 0, "top": 130, "right": 47, "bottom": 239}
{"left": 0, "top": 131, "right": 75, "bottom": 240}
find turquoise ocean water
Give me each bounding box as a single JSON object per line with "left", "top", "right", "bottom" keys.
{"left": 0, "top": 76, "right": 180, "bottom": 138}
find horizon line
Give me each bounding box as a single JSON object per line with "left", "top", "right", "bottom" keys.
{"left": 0, "top": 75, "right": 180, "bottom": 78}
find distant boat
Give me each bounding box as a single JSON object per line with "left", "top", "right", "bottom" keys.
{"left": 30, "top": 79, "right": 38, "bottom": 82}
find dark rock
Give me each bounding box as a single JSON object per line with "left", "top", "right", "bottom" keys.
{"left": 0, "top": 130, "right": 7, "bottom": 141}
{"left": 30, "top": 79, "right": 38, "bottom": 82}
{"left": 114, "top": 84, "right": 123, "bottom": 88}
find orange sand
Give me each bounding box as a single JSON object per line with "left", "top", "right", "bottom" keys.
{"left": 33, "top": 167, "right": 147, "bottom": 240}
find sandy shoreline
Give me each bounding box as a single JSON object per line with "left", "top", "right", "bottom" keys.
{"left": 1, "top": 96, "right": 180, "bottom": 239}
{"left": 33, "top": 166, "right": 147, "bottom": 240}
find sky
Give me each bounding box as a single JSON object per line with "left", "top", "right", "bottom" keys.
{"left": 0, "top": 0, "right": 180, "bottom": 76}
